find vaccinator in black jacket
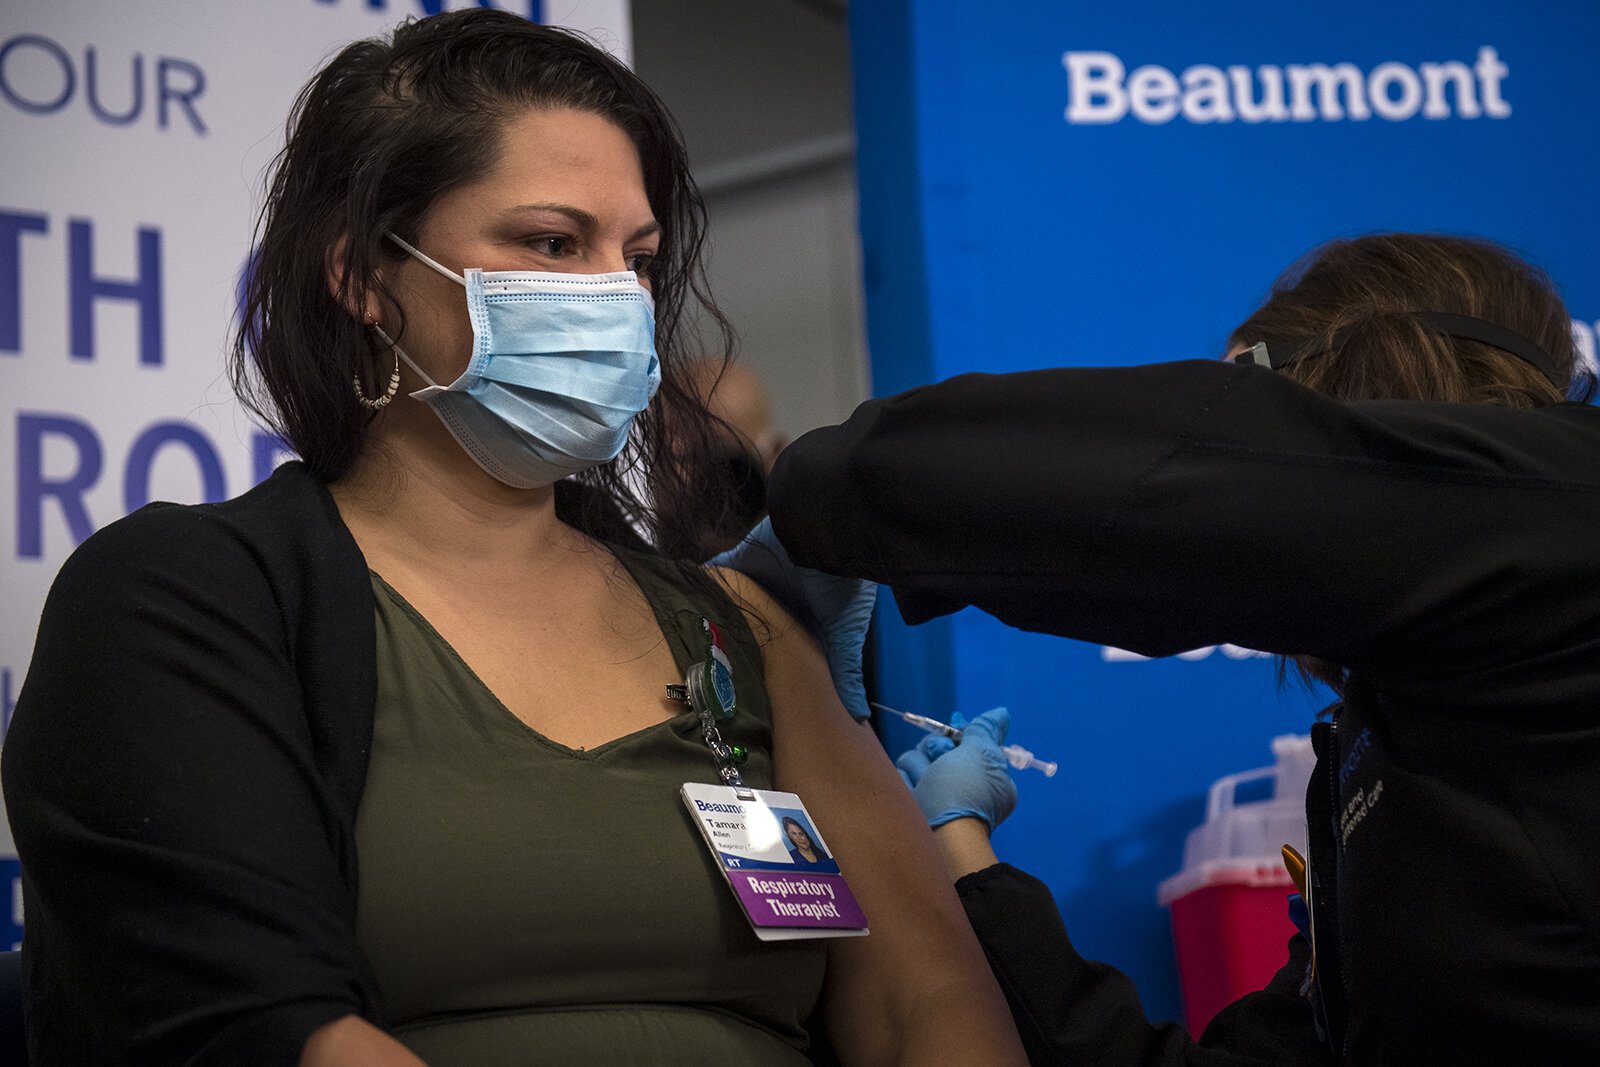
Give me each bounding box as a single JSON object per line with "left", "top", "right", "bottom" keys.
{"left": 767, "top": 359, "right": 1600, "bottom": 1063}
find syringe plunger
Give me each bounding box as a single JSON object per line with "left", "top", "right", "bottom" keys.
{"left": 1002, "top": 745, "right": 1057, "bottom": 777}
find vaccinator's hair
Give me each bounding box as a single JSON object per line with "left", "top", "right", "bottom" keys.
{"left": 1231, "top": 233, "right": 1594, "bottom": 409}
{"left": 1230, "top": 232, "right": 1595, "bottom": 692}
{"left": 232, "top": 8, "right": 735, "bottom": 559}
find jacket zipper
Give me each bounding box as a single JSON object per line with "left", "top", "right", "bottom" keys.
{"left": 1326, "top": 712, "right": 1350, "bottom": 1063}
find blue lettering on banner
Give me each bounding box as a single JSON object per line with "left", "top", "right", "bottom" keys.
{"left": 313, "top": 0, "right": 543, "bottom": 21}
{"left": 15, "top": 412, "right": 287, "bottom": 558}
{"left": 0, "top": 861, "right": 20, "bottom": 951}
{"left": 253, "top": 433, "right": 295, "bottom": 484}
{"left": 4, "top": 210, "right": 165, "bottom": 364}
{"left": 157, "top": 57, "right": 207, "bottom": 134}
{"left": 0, "top": 35, "right": 73, "bottom": 114}
{"left": 69, "top": 219, "right": 163, "bottom": 365}
{"left": 85, "top": 46, "right": 142, "bottom": 126}
{"left": 124, "top": 422, "right": 228, "bottom": 513}
{"left": 1063, "top": 46, "right": 1512, "bottom": 126}
{"left": 0, "top": 210, "right": 49, "bottom": 355}
{"left": 235, "top": 249, "right": 258, "bottom": 352}
{"left": 17, "top": 413, "right": 102, "bottom": 559}
{"left": 1, "top": 668, "right": 15, "bottom": 740}
{"left": 0, "top": 34, "right": 207, "bottom": 135}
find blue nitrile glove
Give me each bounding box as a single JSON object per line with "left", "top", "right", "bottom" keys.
{"left": 894, "top": 708, "right": 1018, "bottom": 829}
{"left": 711, "top": 516, "right": 876, "bottom": 720}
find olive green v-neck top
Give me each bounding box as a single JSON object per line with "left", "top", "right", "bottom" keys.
{"left": 354, "top": 551, "right": 826, "bottom": 1065}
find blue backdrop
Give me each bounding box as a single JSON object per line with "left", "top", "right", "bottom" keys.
{"left": 849, "top": 0, "right": 1600, "bottom": 1023}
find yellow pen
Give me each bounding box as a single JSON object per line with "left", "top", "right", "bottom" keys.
{"left": 1281, "top": 844, "right": 1308, "bottom": 898}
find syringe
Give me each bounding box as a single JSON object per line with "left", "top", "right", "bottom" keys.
{"left": 872, "top": 703, "right": 1058, "bottom": 777}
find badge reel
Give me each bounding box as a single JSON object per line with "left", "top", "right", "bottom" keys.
{"left": 666, "top": 619, "right": 751, "bottom": 794}
{"left": 671, "top": 618, "right": 868, "bottom": 941}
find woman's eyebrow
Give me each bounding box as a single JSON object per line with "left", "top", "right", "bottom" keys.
{"left": 501, "top": 203, "right": 661, "bottom": 242}
{"left": 502, "top": 202, "right": 599, "bottom": 230}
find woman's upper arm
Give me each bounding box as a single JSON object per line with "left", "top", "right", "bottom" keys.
{"left": 4, "top": 507, "right": 373, "bottom": 1064}
{"left": 715, "top": 569, "right": 1025, "bottom": 1065}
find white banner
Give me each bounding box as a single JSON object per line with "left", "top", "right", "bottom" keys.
{"left": 1, "top": 0, "right": 632, "bottom": 745}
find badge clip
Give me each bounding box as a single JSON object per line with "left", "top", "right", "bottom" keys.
{"left": 670, "top": 618, "right": 750, "bottom": 793}
{"left": 665, "top": 618, "right": 736, "bottom": 720}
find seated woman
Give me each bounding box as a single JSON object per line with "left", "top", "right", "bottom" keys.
{"left": 1, "top": 11, "right": 1023, "bottom": 1065}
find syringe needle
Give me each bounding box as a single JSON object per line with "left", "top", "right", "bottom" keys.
{"left": 875, "top": 703, "right": 1057, "bottom": 775}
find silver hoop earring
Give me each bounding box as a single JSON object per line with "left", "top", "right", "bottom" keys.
{"left": 354, "top": 345, "right": 401, "bottom": 411}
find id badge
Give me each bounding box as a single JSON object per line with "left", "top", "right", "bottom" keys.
{"left": 681, "top": 782, "right": 868, "bottom": 941}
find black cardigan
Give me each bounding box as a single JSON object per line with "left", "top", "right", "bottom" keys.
{"left": 769, "top": 360, "right": 1600, "bottom": 1062}
{"left": 7, "top": 465, "right": 771, "bottom": 1065}
{"left": 6, "top": 465, "right": 382, "bottom": 1064}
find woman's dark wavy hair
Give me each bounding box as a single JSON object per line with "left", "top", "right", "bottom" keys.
{"left": 1229, "top": 232, "right": 1595, "bottom": 693}
{"left": 232, "top": 9, "right": 735, "bottom": 558}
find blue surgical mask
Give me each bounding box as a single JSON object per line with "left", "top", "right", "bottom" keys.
{"left": 376, "top": 233, "right": 660, "bottom": 489}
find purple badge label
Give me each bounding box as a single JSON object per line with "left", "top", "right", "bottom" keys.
{"left": 682, "top": 782, "right": 870, "bottom": 939}
{"left": 730, "top": 871, "right": 867, "bottom": 929}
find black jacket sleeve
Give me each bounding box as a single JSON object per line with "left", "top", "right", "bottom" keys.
{"left": 957, "top": 863, "right": 1330, "bottom": 1066}
{"left": 3, "top": 504, "right": 375, "bottom": 1064}
{"left": 769, "top": 361, "right": 1600, "bottom": 687}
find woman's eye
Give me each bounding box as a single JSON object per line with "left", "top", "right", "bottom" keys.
{"left": 528, "top": 235, "right": 575, "bottom": 257}
{"left": 627, "top": 252, "right": 656, "bottom": 276}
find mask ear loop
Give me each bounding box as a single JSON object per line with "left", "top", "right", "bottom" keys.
{"left": 384, "top": 232, "right": 468, "bottom": 287}
{"left": 371, "top": 323, "right": 442, "bottom": 390}
{"left": 366, "top": 233, "right": 468, "bottom": 397}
